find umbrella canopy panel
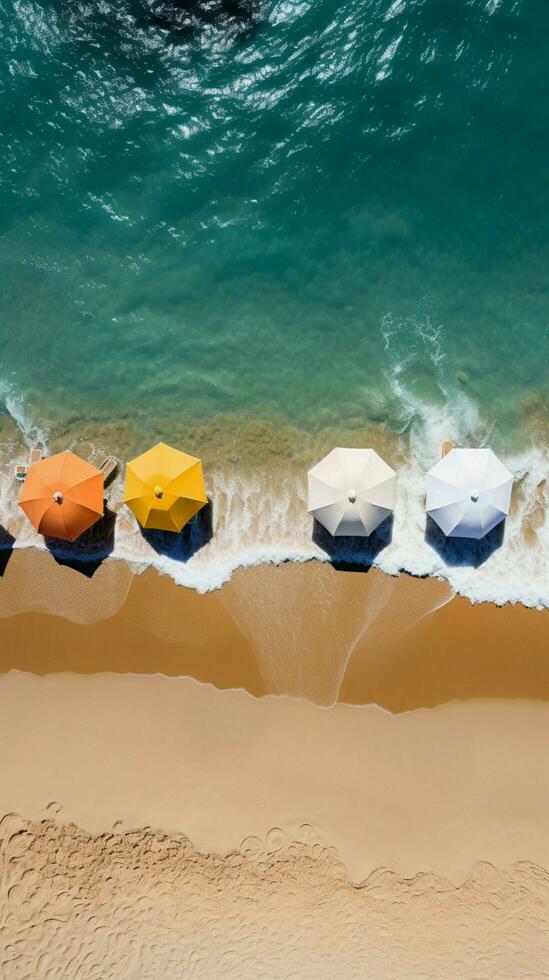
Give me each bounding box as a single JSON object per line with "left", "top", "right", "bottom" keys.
{"left": 308, "top": 447, "right": 396, "bottom": 537}
{"left": 426, "top": 447, "right": 513, "bottom": 539}
{"left": 18, "top": 451, "right": 104, "bottom": 542}
{"left": 124, "top": 442, "right": 207, "bottom": 532}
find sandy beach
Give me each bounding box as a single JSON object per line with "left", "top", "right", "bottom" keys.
{"left": 0, "top": 549, "right": 548, "bottom": 975}
{"left": 0, "top": 547, "right": 548, "bottom": 978}
{"left": 3, "top": 0, "right": 549, "bottom": 972}
{"left": 0, "top": 549, "right": 547, "bottom": 931}
{"left": 3, "top": 812, "right": 548, "bottom": 980}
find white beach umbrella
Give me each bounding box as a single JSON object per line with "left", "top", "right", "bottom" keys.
{"left": 426, "top": 448, "right": 513, "bottom": 539}
{"left": 308, "top": 447, "right": 396, "bottom": 537}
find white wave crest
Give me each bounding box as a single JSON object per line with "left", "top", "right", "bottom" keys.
{"left": 0, "top": 376, "right": 547, "bottom": 609}
{"left": 0, "top": 381, "right": 48, "bottom": 452}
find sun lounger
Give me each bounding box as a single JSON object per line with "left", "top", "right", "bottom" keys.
{"left": 15, "top": 445, "right": 44, "bottom": 481}
{"left": 100, "top": 457, "right": 118, "bottom": 486}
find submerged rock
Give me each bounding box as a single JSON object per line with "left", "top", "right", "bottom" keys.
{"left": 141, "top": 0, "right": 261, "bottom": 39}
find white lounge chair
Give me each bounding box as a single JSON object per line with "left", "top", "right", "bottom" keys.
{"left": 98, "top": 456, "right": 118, "bottom": 484}
{"left": 15, "top": 445, "right": 44, "bottom": 481}
{"left": 89, "top": 452, "right": 118, "bottom": 486}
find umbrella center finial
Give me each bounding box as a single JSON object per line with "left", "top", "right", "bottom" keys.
{"left": 53, "top": 490, "right": 63, "bottom": 505}
{"left": 154, "top": 484, "right": 164, "bottom": 499}
{"left": 471, "top": 490, "right": 479, "bottom": 503}
{"left": 348, "top": 489, "right": 357, "bottom": 504}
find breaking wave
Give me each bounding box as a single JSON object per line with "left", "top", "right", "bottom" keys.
{"left": 1, "top": 379, "right": 547, "bottom": 609}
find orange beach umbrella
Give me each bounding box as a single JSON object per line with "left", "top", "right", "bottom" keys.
{"left": 124, "top": 442, "right": 207, "bottom": 532}
{"left": 18, "top": 450, "right": 104, "bottom": 542}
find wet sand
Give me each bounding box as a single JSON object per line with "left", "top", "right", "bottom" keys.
{"left": 0, "top": 549, "right": 547, "bottom": 710}
{"left": 0, "top": 550, "right": 268, "bottom": 697}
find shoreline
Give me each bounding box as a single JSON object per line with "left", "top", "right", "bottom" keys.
{"left": 1, "top": 548, "right": 548, "bottom": 710}
{"left": 1, "top": 393, "right": 549, "bottom": 609}
{"left": 1, "top": 498, "right": 548, "bottom": 971}
{"left": 2, "top": 487, "right": 549, "bottom": 609}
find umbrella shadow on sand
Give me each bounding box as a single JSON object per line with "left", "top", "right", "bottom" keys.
{"left": 140, "top": 499, "right": 214, "bottom": 562}
{"left": 0, "top": 526, "right": 15, "bottom": 576}
{"left": 312, "top": 514, "right": 393, "bottom": 572}
{"left": 425, "top": 515, "right": 505, "bottom": 568}
{"left": 44, "top": 505, "right": 116, "bottom": 578}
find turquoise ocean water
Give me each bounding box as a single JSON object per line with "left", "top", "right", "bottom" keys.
{"left": 0, "top": 0, "right": 548, "bottom": 604}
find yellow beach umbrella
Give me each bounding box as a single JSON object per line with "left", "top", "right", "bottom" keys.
{"left": 124, "top": 442, "right": 207, "bottom": 532}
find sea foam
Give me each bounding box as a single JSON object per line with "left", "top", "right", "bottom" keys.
{"left": 0, "top": 382, "right": 49, "bottom": 453}
{"left": 1, "top": 382, "right": 547, "bottom": 609}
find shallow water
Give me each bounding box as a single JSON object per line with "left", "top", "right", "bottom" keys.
{"left": 0, "top": 0, "right": 548, "bottom": 603}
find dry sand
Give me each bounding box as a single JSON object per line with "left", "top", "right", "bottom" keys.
{"left": 0, "top": 548, "right": 548, "bottom": 977}
{"left": 0, "top": 671, "right": 549, "bottom": 978}
{"left": 2, "top": 813, "right": 548, "bottom": 980}
{"left": 1, "top": 670, "right": 549, "bottom": 881}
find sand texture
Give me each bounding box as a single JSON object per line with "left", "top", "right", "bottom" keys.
{"left": 1, "top": 814, "right": 549, "bottom": 980}
{"left": 0, "top": 671, "right": 548, "bottom": 882}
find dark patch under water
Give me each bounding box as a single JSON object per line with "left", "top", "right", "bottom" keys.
{"left": 144, "top": 0, "right": 260, "bottom": 35}
{"left": 61, "top": 0, "right": 261, "bottom": 41}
